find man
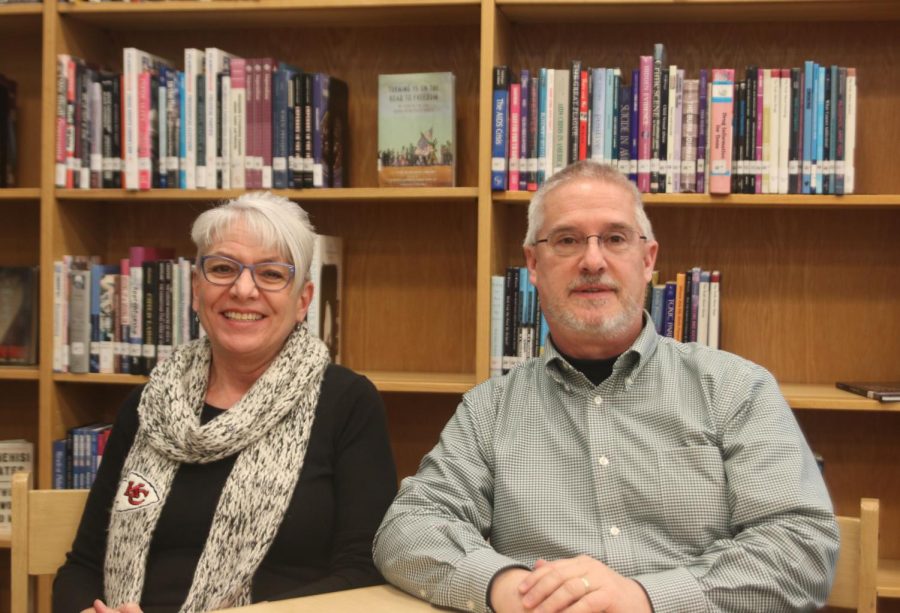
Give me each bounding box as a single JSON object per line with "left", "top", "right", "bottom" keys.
{"left": 373, "top": 161, "right": 839, "bottom": 613}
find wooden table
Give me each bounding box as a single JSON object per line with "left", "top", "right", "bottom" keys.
{"left": 213, "top": 585, "right": 440, "bottom": 612}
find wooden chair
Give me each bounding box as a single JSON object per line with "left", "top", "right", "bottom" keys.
{"left": 827, "top": 498, "right": 880, "bottom": 612}
{"left": 10, "top": 472, "right": 89, "bottom": 613}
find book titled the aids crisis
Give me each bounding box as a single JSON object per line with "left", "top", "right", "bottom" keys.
{"left": 377, "top": 72, "right": 456, "bottom": 187}
{"left": 835, "top": 381, "right": 900, "bottom": 402}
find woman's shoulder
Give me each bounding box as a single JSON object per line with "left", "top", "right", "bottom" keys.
{"left": 317, "top": 364, "right": 384, "bottom": 421}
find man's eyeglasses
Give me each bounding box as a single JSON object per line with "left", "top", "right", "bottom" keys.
{"left": 199, "top": 255, "right": 295, "bottom": 292}
{"left": 535, "top": 228, "right": 648, "bottom": 258}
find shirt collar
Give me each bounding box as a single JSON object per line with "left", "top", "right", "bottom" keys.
{"left": 542, "top": 314, "right": 660, "bottom": 385}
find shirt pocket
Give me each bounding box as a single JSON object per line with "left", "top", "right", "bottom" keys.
{"left": 654, "top": 445, "right": 730, "bottom": 551}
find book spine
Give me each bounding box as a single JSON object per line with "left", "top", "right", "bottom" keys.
{"left": 788, "top": 67, "right": 802, "bottom": 194}
{"left": 578, "top": 68, "right": 589, "bottom": 161}
{"left": 697, "top": 270, "right": 711, "bottom": 346}
{"left": 708, "top": 69, "right": 735, "bottom": 195}
{"left": 663, "top": 281, "right": 676, "bottom": 338}
{"left": 844, "top": 68, "right": 856, "bottom": 194}
{"left": 261, "top": 59, "right": 274, "bottom": 189}
{"left": 508, "top": 81, "right": 521, "bottom": 192}
{"left": 300, "top": 70, "right": 313, "bottom": 188}
{"left": 552, "top": 70, "right": 569, "bottom": 176}
{"left": 778, "top": 69, "right": 792, "bottom": 195}
{"left": 519, "top": 69, "right": 530, "bottom": 191}
{"left": 708, "top": 270, "right": 721, "bottom": 349}
{"left": 230, "top": 59, "right": 246, "bottom": 190}
{"left": 568, "top": 60, "right": 581, "bottom": 165}
{"left": 835, "top": 67, "right": 847, "bottom": 195}
{"left": 55, "top": 55, "right": 69, "bottom": 187}
{"left": 637, "top": 57, "right": 652, "bottom": 192}
{"left": 681, "top": 78, "right": 698, "bottom": 193}
{"left": 527, "top": 74, "right": 539, "bottom": 191}
{"left": 68, "top": 268, "right": 91, "bottom": 374}
{"left": 618, "top": 80, "right": 631, "bottom": 175}
{"left": 815, "top": 64, "right": 826, "bottom": 194}
{"left": 491, "top": 66, "right": 510, "bottom": 190}
{"left": 490, "top": 275, "right": 505, "bottom": 377}
{"left": 650, "top": 43, "right": 666, "bottom": 193}
{"left": 502, "top": 267, "right": 520, "bottom": 373}
{"left": 141, "top": 261, "right": 157, "bottom": 374}
{"left": 591, "top": 67, "right": 606, "bottom": 164}
{"left": 802, "top": 60, "right": 815, "bottom": 194}
{"left": 184, "top": 48, "right": 204, "bottom": 189}
{"left": 272, "top": 64, "right": 291, "bottom": 189}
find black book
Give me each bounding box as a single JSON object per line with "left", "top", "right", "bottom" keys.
{"left": 658, "top": 69, "right": 669, "bottom": 193}
{"left": 745, "top": 67, "right": 757, "bottom": 194}
{"left": 568, "top": 60, "right": 582, "bottom": 165}
{"left": 325, "top": 76, "right": 349, "bottom": 188}
{"left": 0, "top": 266, "right": 39, "bottom": 365}
{"left": 788, "top": 68, "right": 802, "bottom": 194}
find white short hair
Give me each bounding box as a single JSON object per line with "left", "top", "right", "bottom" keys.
{"left": 191, "top": 191, "right": 317, "bottom": 287}
{"left": 524, "top": 161, "right": 654, "bottom": 247}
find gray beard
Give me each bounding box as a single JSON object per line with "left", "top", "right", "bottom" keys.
{"left": 545, "top": 275, "right": 644, "bottom": 339}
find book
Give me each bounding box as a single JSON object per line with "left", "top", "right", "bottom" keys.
{"left": 378, "top": 71, "right": 456, "bottom": 187}
{"left": 835, "top": 382, "right": 900, "bottom": 402}
{"left": 709, "top": 68, "right": 735, "bottom": 194}
{"left": 0, "top": 439, "right": 33, "bottom": 526}
{"left": 490, "top": 275, "right": 505, "bottom": 377}
{"left": 308, "top": 235, "right": 343, "bottom": 364}
{"left": 0, "top": 266, "right": 39, "bottom": 365}
{"left": 490, "top": 66, "right": 509, "bottom": 190}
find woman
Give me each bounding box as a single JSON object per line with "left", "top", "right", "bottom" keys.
{"left": 54, "top": 192, "right": 398, "bottom": 613}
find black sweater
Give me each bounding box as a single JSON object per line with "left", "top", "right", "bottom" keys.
{"left": 53, "top": 364, "right": 398, "bottom": 613}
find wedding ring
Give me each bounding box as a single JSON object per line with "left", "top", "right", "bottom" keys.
{"left": 580, "top": 576, "right": 591, "bottom": 594}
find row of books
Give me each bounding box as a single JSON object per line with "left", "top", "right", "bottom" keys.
{"left": 54, "top": 49, "right": 348, "bottom": 191}
{"left": 52, "top": 424, "right": 111, "bottom": 490}
{"left": 490, "top": 267, "right": 549, "bottom": 377}
{"left": 0, "top": 266, "right": 39, "bottom": 365}
{"left": 646, "top": 268, "right": 721, "bottom": 348}
{"left": 490, "top": 46, "right": 857, "bottom": 195}
{"left": 53, "top": 235, "right": 344, "bottom": 375}
{"left": 0, "top": 73, "right": 17, "bottom": 188}
{"left": 489, "top": 265, "right": 722, "bottom": 377}
{"left": 0, "top": 439, "right": 33, "bottom": 528}
{"left": 53, "top": 247, "right": 198, "bottom": 375}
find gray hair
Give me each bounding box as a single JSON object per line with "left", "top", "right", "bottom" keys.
{"left": 524, "top": 161, "right": 654, "bottom": 247}
{"left": 191, "top": 191, "right": 317, "bottom": 287}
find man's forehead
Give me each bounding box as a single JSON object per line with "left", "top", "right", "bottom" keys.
{"left": 544, "top": 179, "right": 636, "bottom": 221}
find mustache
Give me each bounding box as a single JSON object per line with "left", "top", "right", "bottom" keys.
{"left": 567, "top": 275, "right": 620, "bottom": 292}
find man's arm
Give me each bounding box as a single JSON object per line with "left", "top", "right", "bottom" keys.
{"left": 373, "top": 387, "right": 525, "bottom": 613}
{"left": 632, "top": 365, "right": 840, "bottom": 613}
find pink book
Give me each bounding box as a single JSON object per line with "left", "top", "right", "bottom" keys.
{"left": 756, "top": 67, "right": 764, "bottom": 193}
{"left": 709, "top": 68, "right": 735, "bottom": 195}
{"left": 137, "top": 71, "right": 151, "bottom": 190}
{"left": 261, "top": 58, "right": 274, "bottom": 189}
{"left": 638, "top": 55, "right": 653, "bottom": 192}
{"left": 508, "top": 82, "right": 521, "bottom": 191}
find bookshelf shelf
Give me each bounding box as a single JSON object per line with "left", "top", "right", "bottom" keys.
{"left": 0, "top": 188, "right": 40, "bottom": 201}
{"left": 58, "top": 0, "right": 480, "bottom": 29}
{"left": 0, "top": 3, "right": 41, "bottom": 34}
{"left": 880, "top": 558, "right": 900, "bottom": 598}
{"left": 56, "top": 187, "right": 479, "bottom": 203}
{"left": 496, "top": 0, "right": 900, "bottom": 24}
{"left": 0, "top": 528, "right": 9, "bottom": 549}
{"left": 494, "top": 191, "right": 900, "bottom": 209}
{"left": 781, "top": 384, "right": 900, "bottom": 412}
{"left": 51, "top": 371, "right": 475, "bottom": 394}
{"left": 0, "top": 367, "right": 39, "bottom": 381}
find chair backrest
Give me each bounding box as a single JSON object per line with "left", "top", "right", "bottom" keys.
{"left": 827, "top": 497, "right": 879, "bottom": 612}
{"left": 10, "top": 472, "right": 89, "bottom": 613}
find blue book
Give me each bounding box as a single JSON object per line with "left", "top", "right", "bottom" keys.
{"left": 539, "top": 313, "right": 549, "bottom": 355}
{"left": 272, "top": 62, "right": 299, "bottom": 189}
{"left": 630, "top": 69, "right": 640, "bottom": 182}
{"left": 490, "top": 275, "right": 505, "bottom": 377}
{"left": 618, "top": 81, "right": 631, "bottom": 173}
{"left": 178, "top": 70, "right": 187, "bottom": 188}
{"left": 491, "top": 66, "right": 510, "bottom": 190}
{"left": 89, "top": 263, "right": 119, "bottom": 373}
{"left": 52, "top": 438, "right": 67, "bottom": 489}
{"left": 537, "top": 68, "right": 549, "bottom": 186}
{"left": 815, "top": 64, "right": 826, "bottom": 194}
{"left": 802, "top": 61, "right": 815, "bottom": 193}
{"left": 650, "top": 284, "right": 665, "bottom": 334}
{"left": 663, "top": 281, "right": 677, "bottom": 338}
{"left": 519, "top": 69, "right": 530, "bottom": 191}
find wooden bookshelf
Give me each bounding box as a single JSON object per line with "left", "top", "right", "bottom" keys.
{"left": 0, "top": 0, "right": 897, "bottom": 610}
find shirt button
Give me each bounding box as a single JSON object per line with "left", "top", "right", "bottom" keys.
{"left": 598, "top": 455, "right": 609, "bottom": 466}
{"left": 419, "top": 589, "right": 427, "bottom": 598}
{"left": 466, "top": 600, "right": 475, "bottom": 611}
{"left": 610, "top": 526, "right": 620, "bottom": 536}
{"left": 593, "top": 395, "right": 603, "bottom": 405}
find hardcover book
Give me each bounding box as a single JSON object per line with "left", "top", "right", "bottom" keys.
{"left": 307, "top": 235, "right": 343, "bottom": 365}
{"left": 835, "top": 382, "right": 900, "bottom": 402}
{"left": 0, "top": 267, "right": 38, "bottom": 365}
{"left": 0, "top": 439, "right": 33, "bottom": 526}
{"left": 378, "top": 72, "right": 456, "bottom": 187}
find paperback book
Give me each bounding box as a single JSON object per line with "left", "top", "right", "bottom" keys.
{"left": 378, "top": 72, "right": 456, "bottom": 187}
{"left": 835, "top": 381, "right": 900, "bottom": 402}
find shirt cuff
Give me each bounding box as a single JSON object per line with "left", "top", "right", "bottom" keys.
{"left": 447, "top": 548, "right": 526, "bottom": 613}
{"left": 633, "top": 566, "right": 707, "bottom": 613}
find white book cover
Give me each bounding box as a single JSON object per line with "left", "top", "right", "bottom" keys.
{"left": 697, "top": 270, "right": 710, "bottom": 346}
{"left": 778, "top": 69, "right": 791, "bottom": 194}
{"left": 52, "top": 259, "right": 69, "bottom": 372}
{"left": 544, "top": 68, "right": 555, "bottom": 179}
{"left": 665, "top": 65, "right": 677, "bottom": 193}
{"left": 845, "top": 69, "right": 857, "bottom": 194}
{"left": 0, "top": 439, "right": 33, "bottom": 526}
{"left": 229, "top": 58, "right": 247, "bottom": 190}
{"left": 220, "top": 74, "right": 232, "bottom": 190}
{"left": 184, "top": 48, "right": 205, "bottom": 189}
{"left": 205, "top": 48, "right": 239, "bottom": 189}
{"left": 307, "top": 235, "right": 343, "bottom": 364}
{"left": 490, "top": 275, "right": 505, "bottom": 377}
{"left": 552, "top": 69, "right": 569, "bottom": 176}
{"left": 708, "top": 271, "right": 721, "bottom": 350}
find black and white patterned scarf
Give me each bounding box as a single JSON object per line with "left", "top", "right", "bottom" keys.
{"left": 104, "top": 322, "right": 330, "bottom": 611}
